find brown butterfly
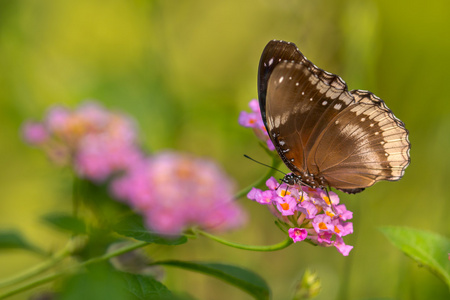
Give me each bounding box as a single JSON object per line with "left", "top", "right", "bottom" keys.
{"left": 258, "top": 40, "right": 410, "bottom": 194}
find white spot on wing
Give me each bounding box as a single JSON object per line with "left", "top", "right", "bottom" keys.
{"left": 334, "top": 103, "right": 342, "bottom": 110}
{"left": 268, "top": 58, "right": 274, "bottom": 66}
{"left": 308, "top": 75, "right": 319, "bottom": 85}
{"left": 280, "top": 112, "right": 289, "bottom": 125}
{"left": 279, "top": 76, "right": 284, "bottom": 83}
{"left": 274, "top": 116, "right": 281, "bottom": 128}
{"left": 322, "top": 101, "right": 328, "bottom": 106}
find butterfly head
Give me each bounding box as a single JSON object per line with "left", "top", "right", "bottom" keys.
{"left": 282, "top": 172, "right": 328, "bottom": 189}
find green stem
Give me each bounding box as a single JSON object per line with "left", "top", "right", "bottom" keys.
{"left": 82, "top": 240, "right": 149, "bottom": 267}
{"left": 0, "top": 240, "right": 150, "bottom": 299}
{"left": 234, "top": 156, "right": 281, "bottom": 199}
{"left": 0, "top": 248, "right": 69, "bottom": 289}
{"left": 197, "top": 229, "right": 293, "bottom": 251}
{"left": 72, "top": 175, "right": 80, "bottom": 218}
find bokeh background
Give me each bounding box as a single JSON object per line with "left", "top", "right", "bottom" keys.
{"left": 1, "top": 0, "right": 449, "bottom": 299}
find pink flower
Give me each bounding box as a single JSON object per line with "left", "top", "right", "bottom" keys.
{"left": 312, "top": 214, "right": 334, "bottom": 233}
{"left": 266, "top": 177, "right": 279, "bottom": 190}
{"left": 317, "top": 231, "right": 333, "bottom": 245}
{"left": 289, "top": 228, "right": 308, "bottom": 243}
{"left": 75, "top": 134, "right": 143, "bottom": 182}
{"left": 298, "top": 201, "right": 318, "bottom": 219}
{"left": 22, "top": 121, "right": 49, "bottom": 145}
{"left": 332, "top": 218, "right": 353, "bottom": 237}
{"left": 247, "top": 188, "right": 275, "bottom": 205}
{"left": 334, "top": 204, "right": 353, "bottom": 221}
{"left": 246, "top": 176, "right": 354, "bottom": 256}
{"left": 21, "top": 101, "right": 142, "bottom": 182}
{"left": 275, "top": 195, "right": 298, "bottom": 216}
{"left": 238, "top": 99, "right": 275, "bottom": 151}
{"left": 334, "top": 236, "right": 353, "bottom": 256}
{"left": 112, "top": 152, "right": 246, "bottom": 236}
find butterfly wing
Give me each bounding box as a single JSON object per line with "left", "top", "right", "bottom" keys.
{"left": 264, "top": 60, "right": 356, "bottom": 176}
{"left": 258, "top": 40, "right": 304, "bottom": 124}
{"left": 259, "top": 40, "right": 410, "bottom": 192}
{"left": 311, "top": 90, "right": 410, "bottom": 191}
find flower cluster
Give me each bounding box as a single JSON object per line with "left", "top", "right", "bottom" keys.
{"left": 112, "top": 152, "right": 246, "bottom": 236}
{"left": 22, "top": 102, "right": 142, "bottom": 182}
{"left": 22, "top": 102, "right": 245, "bottom": 236}
{"left": 248, "top": 177, "right": 354, "bottom": 256}
{"left": 238, "top": 99, "right": 274, "bottom": 151}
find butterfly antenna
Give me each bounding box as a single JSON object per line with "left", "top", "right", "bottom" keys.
{"left": 324, "top": 187, "right": 338, "bottom": 214}
{"left": 243, "top": 154, "right": 287, "bottom": 175}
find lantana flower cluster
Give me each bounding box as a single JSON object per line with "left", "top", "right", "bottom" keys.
{"left": 112, "top": 152, "right": 246, "bottom": 235}
{"left": 22, "top": 102, "right": 142, "bottom": 182}
{"left": 22, "top": 102, "right": 245, "bottom": 236}
{"left": 238, "top": 99, "right": 275, "bottom": 151}
{"left": 248, "top": 178, "right": 354, "bottom": 256}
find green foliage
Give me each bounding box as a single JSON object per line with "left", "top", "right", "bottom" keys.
{"left": 42, "top": 213, "right": 87, "bottom": 234}
{"left": 121, "top": 274, "right": 179, "bottom": 300}
{"left": 380, "top": 226, "right": 450, "bottom": 288}
{"left": 59, "top": 264, "right": 132, "bottom": 300}
{"left": 114, "top": 215, "right": 187, "bottom": 246}
{"left": 156, "top": 260, "right": 271, "bottom": 300}
{"left": 0, "top": 230, "right": 43, "bottom": 254}
{"left": 292, "top": 269, "right": 321, "bottom": 300}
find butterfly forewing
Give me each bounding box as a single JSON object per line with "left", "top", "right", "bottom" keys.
{"left": 258, "top": 40, "right": 411, "bottom": 193}
{"left": 265, "top": 61, "right": 356, "bottom": 175}
{"left": 258, "top": 41, "right": 305, "bottom": 123}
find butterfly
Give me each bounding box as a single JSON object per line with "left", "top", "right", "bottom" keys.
{"left": 258, "top": 40, "right": 411, "bottom": 194}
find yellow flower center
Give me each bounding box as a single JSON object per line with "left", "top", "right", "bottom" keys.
{"left": 325, "top": 211, "right": 335, "bottom": 218}
{"left": 319, "top": 222, "right": 327, "bottom": 230}
{"left": 280, "top": 203, "right": 290, "bottom": 211}
{"left": 280, "top": 190, "right": 290, "bottom": 197}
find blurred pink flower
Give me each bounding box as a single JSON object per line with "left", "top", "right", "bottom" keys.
{"left": 22, "top": 101, "right": 143, "bottom": 182}
{"left": 289, "top": 228, "right": 308, "bottom": 243}
{"left": 111, "top": 152, "right": 246, "bottom": 236}
{"left": 247, "top": 176, "right": 354, "bottom": 256}
{"left": 22, "top": 121, "right": 49, "bottom": 145}
{"left": 238, "top": 99, "right": 275, "bottom": 151}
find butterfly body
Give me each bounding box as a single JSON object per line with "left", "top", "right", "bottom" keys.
{"left": 258, "top": 40, "right": 410, "bottom": 194}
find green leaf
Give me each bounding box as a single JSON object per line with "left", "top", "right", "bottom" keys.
{"left": 380, "top": 226, "right": 450, "bottom": 288}
{"left": 121, "top": 274, "right": 176, "bottom": 300}
{"left": 60, "top": 264, "right": 132, "bottom": 300}
{"left": 156, "top": 260, "right": 271, "bottom": 300}
{"left": 114, "top": 215, "right": 187, "bottom": 246}
{"left": 0, "top": 230, "right": 43, "bottom": 254}
{"left": 42, "top": 212, "right": 87, "bottom": 234}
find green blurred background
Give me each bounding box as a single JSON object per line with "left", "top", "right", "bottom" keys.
{"left": 0, "top": 0, "right": 449, "bottom": 299}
